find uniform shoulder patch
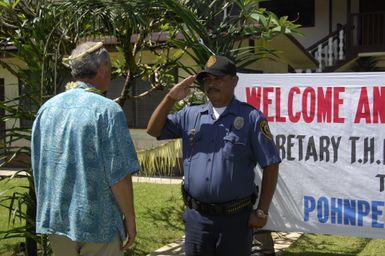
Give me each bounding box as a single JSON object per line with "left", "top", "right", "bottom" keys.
{"left": 260, "top": 120, "right": 273, "bottom": 140}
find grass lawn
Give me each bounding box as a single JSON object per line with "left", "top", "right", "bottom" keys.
{"left": 2, "top": 178, "right": 385, "bottom": 255}
{"left": 0, "top": 177, "right": 28, "bottom": 255}
{"left": 128, "top": 182, "right": 184, "bottom": 256}
{"left": 282, "top": 233, "right": 385, "bottom": 256}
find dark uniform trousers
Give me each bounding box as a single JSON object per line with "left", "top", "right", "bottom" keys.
{"left": 183, "top": 207, "right": 253, "bottom": 256}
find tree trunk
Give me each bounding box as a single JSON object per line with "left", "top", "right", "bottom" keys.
{"left": 26, "top": 186, "right": 37, "bottom": 256}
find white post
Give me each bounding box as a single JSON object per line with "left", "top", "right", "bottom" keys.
{"left": 317, "top": 44, "right": 323, "bottom": 72}
{"left": 328, "top": 37, "right": 333, "bottom": 66}
{"left": 333, "top": 38, "right": 338, "bottom": 63}
{"left": 339, "top": 29, "right": 345, "bottom": 60}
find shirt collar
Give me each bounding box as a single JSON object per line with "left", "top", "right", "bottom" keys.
{"left": 222, "top": 97, "right": 240, "bottom": 116}
{"left": 66, "top": 81, "right": 103, "bottom": 95}
{"left": 77, "top": 81, "right": 95, "bottom": 89}
{"left": 199, "top": 97, "right": 241, "bottom": 117}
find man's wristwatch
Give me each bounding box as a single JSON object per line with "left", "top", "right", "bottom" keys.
{"left": 256, "top": 209, "right": 268, "bottom": 219}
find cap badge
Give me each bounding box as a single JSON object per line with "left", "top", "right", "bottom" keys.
{"left": 233, "top": 117, "right": 244, "bottom": 130}
{"left": 206, "top": 56, "right": 217, "bottom": 68}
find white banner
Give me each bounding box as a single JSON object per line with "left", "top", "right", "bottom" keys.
{"left": 236, "top": 72, "right": 385, "bottom": 238}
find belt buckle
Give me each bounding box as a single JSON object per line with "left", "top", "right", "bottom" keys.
{"left": 191, "top": 198, "right": 200, "bottom": 210}
{"left": 208, "top": 204, "right": 223, "bottom": 215}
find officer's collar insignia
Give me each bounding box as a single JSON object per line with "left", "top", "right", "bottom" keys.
{"left": 260, "top": 120, "right": 273, "bottom": 140}
{"left": 233, "top": 116, "right": 244, "bottom": 130}
{"left": 206, "top": 55, "right": 217, "bottom": 68}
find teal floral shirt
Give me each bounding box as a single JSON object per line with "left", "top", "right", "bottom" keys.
{"left": 31, "top": 82, "right": 140, "bottom": 242}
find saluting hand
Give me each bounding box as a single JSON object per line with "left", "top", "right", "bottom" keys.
{"left": 168, "top": 75, "right": 196, "bottom": 101}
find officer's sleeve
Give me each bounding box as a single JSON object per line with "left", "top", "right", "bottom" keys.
{"left": 250, "top": 110, "right": 281, "bottom": 168}
{"left": 157, "top": 109, "right": 185, "bottom": 140}
{"left": 103, "top": 107, "right": 140, "bottom": 186}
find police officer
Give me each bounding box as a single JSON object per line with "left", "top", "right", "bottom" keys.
{"left": 147, "top": 55, "right": 281, "bottom": 256}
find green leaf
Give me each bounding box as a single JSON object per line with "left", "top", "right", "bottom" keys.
{"left": 0, "top": 1, "right": 10, "bottom": 8}
{"left": 272, "top": 26, "right": 282, "bottom": 32}
{"left": 250, "top": 12, "right": 262, "bottom": 23}
{"left": 171, "top": 49, "right": 185, "bottom": 60}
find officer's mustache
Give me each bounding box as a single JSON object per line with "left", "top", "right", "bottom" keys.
{"left": 205, "top": 84, "right": 222, "bottom": 93}
{"left": 206, "top": 87, "right": 220, "bottom": 93}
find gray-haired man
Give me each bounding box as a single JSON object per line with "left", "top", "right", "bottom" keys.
{"left": 32, "top": 41, "right": 140, "bottom": 255}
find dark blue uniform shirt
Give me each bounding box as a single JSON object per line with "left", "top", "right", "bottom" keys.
{"left": 159, "top": 97, "right": 281, "bottom": 203}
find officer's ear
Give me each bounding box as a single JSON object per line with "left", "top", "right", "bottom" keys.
{"left": 196, "top": 78, "right": 204, "bottom": 91}
{"left": 232, "top": 75, "right": 239, "bottom": 88}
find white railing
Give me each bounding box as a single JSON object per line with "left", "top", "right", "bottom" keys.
{"left": 306, "top": 26, "right": 346, "bottom": 73}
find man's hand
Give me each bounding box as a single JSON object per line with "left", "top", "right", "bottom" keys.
{"left": 168, "top": 75, "right": 196, "bottom": 101}
{"left": 122, "top": 217, "right": 136, "bottom": 251}
{"left": 111, "top": 176, "right": 136, "bottom": 251}
{"left": 147, "top": 75, "right": 196, "bottom": 137}
{"left": 249, "top": 210, "right": 268, "bottom": 229}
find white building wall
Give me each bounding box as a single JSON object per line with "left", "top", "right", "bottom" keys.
{"left": 0, "top": 60, "right": 30, "bottom": 149}
{"left": 294, "top": 0, "right": 331, "bottom": 48}
{"left": 0, "top": 64, "right": 20, "bottom": 129}
{"left": 293, "top": 0, "right": 360, "bottom": 49}
{"left": 332, "top": 0, "right": 347, "bottom": 30}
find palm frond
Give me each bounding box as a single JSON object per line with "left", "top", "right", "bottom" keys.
{"left": 137, "top": 139, "right": 182, "bottom": 177}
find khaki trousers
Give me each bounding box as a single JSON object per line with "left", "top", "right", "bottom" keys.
{"left": 48, "top": 233, "right": 123, "bottom": 256}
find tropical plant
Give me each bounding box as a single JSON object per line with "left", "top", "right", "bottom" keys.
{"left": 0, "top": 0, "right": 76, "bottom": 254}
{"left": 52, "top": 0, "right": 302, "bottom": 107}
{"left": 137, "top": 139, "right": 182, "bottom": 177}
{"left": 166, "top": 0, "right": 302, "bottom": 70}
{"left": 162, "top": 0, "right": 302, "bottom": 108}
{"left": 53, "top": 0, "right": 187, "bottom": 106}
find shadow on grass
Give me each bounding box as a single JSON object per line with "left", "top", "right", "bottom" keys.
{"left": 283, "top": 253, "right": 358, "bottom": 256}
{"left": 281, "top": 233, "right": 371, "bottom": 256}
{"left": 126, "top": 194, "right": 185, "bottom": 256}
{"left": 126, "top": 240, "right": 148, "bottom": 256}
{"left": 141, "top": 196, "right": 185, "bottom": 232}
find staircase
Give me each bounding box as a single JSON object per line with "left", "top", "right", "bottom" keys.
{"left": 307, "top": 25, "right": 347, "bottom": 72}
{"left": 300, "top": 11, "right": 385, "bottom": 73}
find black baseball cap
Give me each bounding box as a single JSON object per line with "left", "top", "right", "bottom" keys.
{"left": 196, "top": 55, "right": 237, "bottom": 81}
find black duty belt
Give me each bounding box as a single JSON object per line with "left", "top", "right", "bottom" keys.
{"left": 181, "top": 185, "right": 257, "bottom": 215}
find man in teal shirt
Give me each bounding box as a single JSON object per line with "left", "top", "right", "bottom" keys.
{"left": 32, "top": 41, "right": 140, "bottom": 255}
